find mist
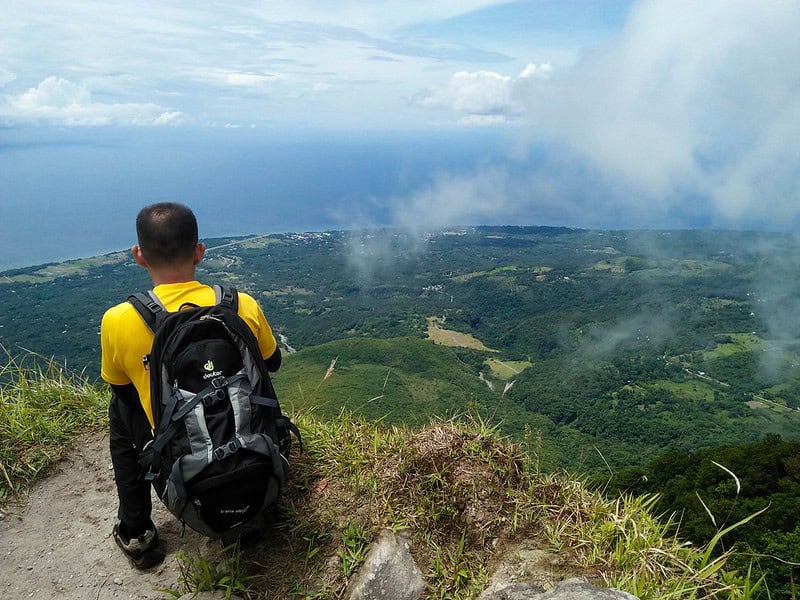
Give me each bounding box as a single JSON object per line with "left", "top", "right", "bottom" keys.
{"left": 391, "top": 0, "right": 800, "bottom": 234}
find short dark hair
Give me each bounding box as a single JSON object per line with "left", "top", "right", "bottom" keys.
{"left": 135, "top": 202, "right": 198, "bottom": 267}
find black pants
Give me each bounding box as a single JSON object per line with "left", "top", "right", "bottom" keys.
{"left": 108, "top": 387, "right": 154, "bottom": 533}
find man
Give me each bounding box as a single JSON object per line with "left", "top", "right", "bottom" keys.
{"left": 100, "top": 202, "right": 281, "bottom": 569}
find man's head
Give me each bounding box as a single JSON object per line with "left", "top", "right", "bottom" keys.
{"left": 133, "top": 203, "right": 205, "bottom": 280}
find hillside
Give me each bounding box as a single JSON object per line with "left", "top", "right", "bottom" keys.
{"left": 2, "top": 226, "right": 799, "bottom": 474}
{"left": 603, "top": 435, "right": 800, "bottom": 598}
{"left": 0, "top": 360, "right": 764, "bottom": 599}
{"left": 275, "top": 337, "right": 648, "bottom": 474}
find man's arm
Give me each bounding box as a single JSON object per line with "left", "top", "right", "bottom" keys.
{"left": 264, "top": 346, "right": 281, "bottom": 373}
{"left": 111, "top": 383, "right": 139, "bottom": 405}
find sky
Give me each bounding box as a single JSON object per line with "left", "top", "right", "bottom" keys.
{"left": 2, "top": 0, "right": 800, "bottom": 269}
{"left": 1, "top": 1, "right": 628, "bottom": 129}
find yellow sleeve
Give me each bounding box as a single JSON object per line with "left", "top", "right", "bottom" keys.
{"left": 100, "top": 306, "right": 132, "bottom": 385}
{"left": 239, "top": 293, "right": 278, "bottom": 359}
{"left": 255, "top": 304, "right": 278, "bottom": 359}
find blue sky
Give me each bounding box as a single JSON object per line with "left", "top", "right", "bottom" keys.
{"left": 1, "top": 0, "right": 630, "bottom": 130}
{"left": 2, "top": 0, "right": 800, "bottom": 267}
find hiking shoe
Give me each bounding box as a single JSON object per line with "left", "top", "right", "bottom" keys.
{"left": 112, "top": 521, "right": 166, "bottom": 570}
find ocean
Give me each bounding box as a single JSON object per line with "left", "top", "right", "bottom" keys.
{"left": 0, "top": 127, "right": 507, "bottom": 271}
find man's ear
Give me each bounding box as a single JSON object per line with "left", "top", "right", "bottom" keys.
{"left": 132, "top": 244, "right": 148, "bottom": 268}
{"left": 193, "top": 242, "right": 206, "bottom": 266}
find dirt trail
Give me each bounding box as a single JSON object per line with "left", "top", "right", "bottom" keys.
{"left": 0, "top": 433, "right": 215, "bottom": 600}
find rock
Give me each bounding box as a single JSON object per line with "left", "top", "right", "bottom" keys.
{"left": 479, "top": 544, "right": 570, "bottom": 598}
{"left": 113, "top": 577, "right": 123, "bottom": 586}
{"left": 480, "top": 578, "right": 639, "bottom": 600}
{"left": 481, "top": 582, "right": 546, "bottom": 599}
{"left": 343, "top": 530, "right": 425, "bottom": 600}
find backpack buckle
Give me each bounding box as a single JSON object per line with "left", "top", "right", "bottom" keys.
{"left": 213, "top": 438, "right": 241, "bottom": 461}
{"left": 211, "top": 375, "right": 226, "bottom": 389}
{"left": 202, "top": 388, "right": 227, "bottom": 407}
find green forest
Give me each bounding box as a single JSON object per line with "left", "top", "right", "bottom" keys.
{"left": 2, "top": 226, "right": 799, "bottom": 593}
{"left": 603, "top": 435, "right": 800, "bottom": 597}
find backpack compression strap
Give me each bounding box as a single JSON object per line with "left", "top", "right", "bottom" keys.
{"left": 129, "top": 285, "right": 238, "bottom": 332}
{"left": 127, "top": 290, "right": 168, "bottom": 334}
{"left": 213, "top": 284, "right": 239, "bottom": 312}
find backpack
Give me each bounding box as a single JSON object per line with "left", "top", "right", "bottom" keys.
{"left": 128, "top": 285, "right": 301, "bottom": 538}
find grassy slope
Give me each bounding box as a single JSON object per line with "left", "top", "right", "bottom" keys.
{"left": 0, "top": 354, "right": 108, "bottom": 504}
{"left": 3, "top": 228, "right": 800, "bottom": 477}
{"left": 0, "top": 359, "right": 765, "bottom": 599}
{"left": 274, "top": 337, "right": 666, "bottom": 474}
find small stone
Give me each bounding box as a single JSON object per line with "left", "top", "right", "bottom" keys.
{"left": 113, "top": 577, "right": 123, "bottom": 586}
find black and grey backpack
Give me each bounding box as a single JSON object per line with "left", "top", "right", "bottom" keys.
{"left": 128, "top": 285, "right": 300, "bottom": 538}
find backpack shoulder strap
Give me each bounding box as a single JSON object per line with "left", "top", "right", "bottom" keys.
{"left": 213, "top": 285, "right": 239, "bottom": 313}
{"left": 127, "top": 290, "right": 168, "bottom": 333}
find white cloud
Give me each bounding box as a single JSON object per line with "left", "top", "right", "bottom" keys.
{"left": 197, "top": 69, "right": 283, "bottom": 88}
{"left": 523, "top": 0, "right": 800, "bottom": 225}
{"left": 413, "top": 63, "right": 553, "bottom": 124}
{"left": 1, "top": 77, "right": 183, "bottom": 126}
{"left": 393, "top": 168, "right": 515, "bottom": 231}
{"left": 519, "top": 63, "right": 552, "bottom": 80}
{"left": 152, "top": 111, "right": 185, "bottom": 126}
{"left": 2, "top": 0, "right": 799, "bottom": 231}
{"left": 415, "top": 70, "right": 512, "bottom": 114}
{"left": 0, "top": 1, "right": 522, "bottom": 128}
{"left": 14, "top": 76, "right": 90, "bottom": 108}
{"left": 402, "top": 0, "right": 800, "bottom": 230}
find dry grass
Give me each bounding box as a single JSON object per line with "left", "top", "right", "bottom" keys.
{"left": 485, "top": 359, "right": 533, "bottom": 380}
{"left": 0, "top": 353, "right": 760, "bottom": 599}
{"left": 224, "top": 408, "right": 762, "bottom": 599}
{"left": 426, "top": 317, "right": 498, "bottom": 352}
{"left": 0, "top": 350, "right": 108, "bottom": 505}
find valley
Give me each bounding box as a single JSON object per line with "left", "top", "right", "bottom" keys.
{"left": 2, "top": 226, "right": 799, "bottom": 474}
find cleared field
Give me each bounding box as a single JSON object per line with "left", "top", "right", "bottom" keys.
{"left": 585, "top": 246, "right": 621, "bottom": 255}
{"left": 263, "top": 286, "right": 315, "bottom": 297}
{"left": 426, "top": 317, "right": 497, "bottom": 352}
{"left": 703, "top": 332, "right": 764, "bottom": 359}
{"left": 206, "top": 234, "right": 282, "bottom": 252}
{"left": 592, "top": 257, "right": 733, "bottom": 276}
{"left": 593, "top": 260, "right": 625, "bottom": 273}
{"left": 485, "top": 358, "right": 533, "bottom": 379}
{"left": 0, "top": 252, "right": 129, "bottom": 284}
{"left": 452, "top": 265, "right": 550, "bottom": 283}
{"left": 238, "top": 236, "right": 282, "bottom": 249}
{"left": 202, "top": 255, "right": 240, "bottom": 270}
{"left": 647, "top": 379, "right": 717, "bottom": 402}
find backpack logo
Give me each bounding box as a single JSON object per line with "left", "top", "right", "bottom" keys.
{"left": 204, "top": 360, "right": 215, "bottom": 371}
{"left": 220, "top": 505, "right": 250, "bottom": 515}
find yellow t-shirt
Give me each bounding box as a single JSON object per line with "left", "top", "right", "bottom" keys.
{"left": 100, "top": 281, "right": 277, "bottom": 429}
